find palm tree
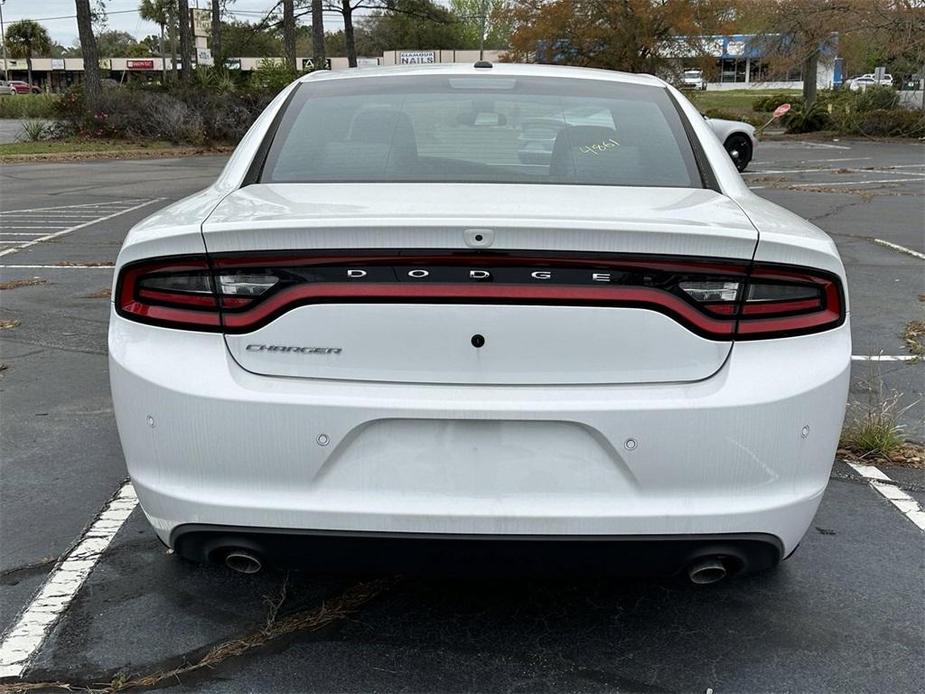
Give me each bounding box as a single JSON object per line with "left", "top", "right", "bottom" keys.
{"left": 139, "top": 0, "right": 170, "bottom": 83}
{"left": 4, "top": 19, "right": 52, "bottom": 86}
{"left": 74, "top": 0, "right": 102, "bottom": 111}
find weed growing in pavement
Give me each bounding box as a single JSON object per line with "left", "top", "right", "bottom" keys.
{"left": 840, "top": 361, "right": 917, "bottom": 460}
{"left": 17, "top": 120, "right": 50, "bottom": 142}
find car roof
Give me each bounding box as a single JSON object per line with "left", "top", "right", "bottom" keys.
{"left": 298, "top": 62, "right": 665, "bottom": 88}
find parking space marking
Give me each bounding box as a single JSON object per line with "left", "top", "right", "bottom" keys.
{"left": 787, "top": 178, "right": 925, "bottom": 187}
{"left": 0, "top": 264, "right": 114, "bottom": 269}
{"left": 0, "top": 201, "right": 149, "bottom": 215}
{"left": 872, "top": 239, "right": 925, "bottom": 261}
{"left": 0, "top": 482, "right": 138, "bottom": 679}
{"left": 0, "top": 199, "right": 163, "bottom": 258}
{"left": 851, "top": 355, "right": 919, "bottom": 362}
{"left": 847, "top": 463, "right": 925, "bottom": 531}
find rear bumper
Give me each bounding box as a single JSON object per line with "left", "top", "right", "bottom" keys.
{"left": 109, "top": 309, "right": 851, "bottom": 557}
{"left": 172, "top": 526, "right": 783, "bottom": 577}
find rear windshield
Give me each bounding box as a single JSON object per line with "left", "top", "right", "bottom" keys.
{"left": 259, "top": 75, "right": 703, "bottom": 188}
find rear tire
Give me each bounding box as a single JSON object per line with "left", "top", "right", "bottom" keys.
{"left": 724, "top": 133, "right": 752, "bottom": 172}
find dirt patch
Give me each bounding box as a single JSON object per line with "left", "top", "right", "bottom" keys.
{"left": 54, "top": 260, "right": 114, "bottom": 267}
{"left": 0, "top": 145, "right": 234, "bottom": 164}
{"left": 83, "top": 288, "right": 112, "bottom": 299}
{"left": 0, "top": 278, "right": 46, "bottom": 291}
{"left": 838, "top": 443, "right": 925, "bottom": 469}
{"left": 903, "top": 320, "right": 925, "bottom": 360}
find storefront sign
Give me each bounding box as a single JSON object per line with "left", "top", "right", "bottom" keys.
{"left": 301, "top": 58, "right": 332, "bottom": 71}
{"left": 224, "top": 58, "right": 242, "bottom": 70}
{"left": 399, "top": 51, "right": 436, "bottom": 64}
{"left": 191, "top": 9, "right": 211, "bottom": 38}
{"left": 127, "top": 59, "right": 155, "bottom": 70}
{"left": 197, "top": 48, "right": 214, "bottom": 67}
{"left": 51, "top": 58, "right": 65, "bottom": 70}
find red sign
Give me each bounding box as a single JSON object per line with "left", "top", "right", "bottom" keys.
{"left": 127, "top": 60, "right": 155, "bottom": 70}
{"left": 772, "top": 103, "right": 792, "bottom": 118}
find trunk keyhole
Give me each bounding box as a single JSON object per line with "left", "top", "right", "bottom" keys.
{"left": 471, "top": 334, "right": 485, "bottom": 348}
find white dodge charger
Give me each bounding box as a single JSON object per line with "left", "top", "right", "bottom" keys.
{"left": 110, "top": 63, "right": 850, "bottom": 583}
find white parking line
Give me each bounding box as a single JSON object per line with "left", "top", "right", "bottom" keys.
{"left": 0, "top": 233, "right": 49, "bottom": 237}
{"left": 846, "top": 463, "right": 925, "bottom": 531}
{"left": 0, "top": 482, "right": 138, "bottom": 678}
{"left": 0, "top": 199, "right": 163, "bottom": 258}
{"left": 851, "top": 355, "right": 919, "bottom": 362}
{"left": 0, "top": 264, "right": 114, "bottom": 269}
{"left": 0, "top": 201, "right": 148, "bottom": 215}
{"left": 787, "top": 178, "right": 925, "bottom": 187}
{"left": 872, "top": 239, "right": 925, "bottom": 261}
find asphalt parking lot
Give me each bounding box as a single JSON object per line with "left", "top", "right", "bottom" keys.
{"left": 1, "top": 139, "right": 923, "bottom": 692}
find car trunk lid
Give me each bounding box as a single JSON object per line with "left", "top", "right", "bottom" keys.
{"left": 203, "top": 183, "right": 757, "bottom": 385}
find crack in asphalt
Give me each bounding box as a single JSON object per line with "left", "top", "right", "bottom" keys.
{"left": 0, "top": 577, "right": 398, "bottom": 694}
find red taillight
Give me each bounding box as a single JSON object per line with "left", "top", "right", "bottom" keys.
{"left": 115, "top": 252, "right": 844, "bottom": 339}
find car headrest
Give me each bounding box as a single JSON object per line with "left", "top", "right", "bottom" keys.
{"left": 549, "top": 125, "right": 630, "bottom": 182}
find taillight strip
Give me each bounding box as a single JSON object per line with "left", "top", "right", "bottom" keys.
{"left": 114, "top": 251, "right": 845, "bottom": 340}
{"left": 218, "top": 283, "right": 737, "bottom": 337}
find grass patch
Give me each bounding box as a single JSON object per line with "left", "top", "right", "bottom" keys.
{"left": 840, "top": 364, "right": 918, "bottom": 461}
{"left": 902, "top": 320, "right": 925, "bottom": 361}
{"left": 0, "top": 278, "right": 46, "bottom": 291}
{"left": 83, "top": 288, "right": 112, "bottom": 299}
{"left": 0, "top": 93, "right": 60, "bottom": 119}
{"left": 0, "top": 139, "right": 234, "bottom": 162}
{"left": 688, "top": 88, "right": 799, "bottom": 115}
{"left": 0, "top": 139, "right": 177, "bottom": 156}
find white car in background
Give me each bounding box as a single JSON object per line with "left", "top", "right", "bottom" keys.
{"left": 680, "top": 68, "right": 707, "bottom": 90}
{"left": 705, "top": 116, "right": 758, "bottom": 172}
{"left": 848, "top": 73, "right": 893, "bottom": 91}
{"left": 110, "top": 64, "right": 850, "bottom": 583}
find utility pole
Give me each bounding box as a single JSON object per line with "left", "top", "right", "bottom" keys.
{"left": 0, "top": 0, "right": 8, "bottom": 82}
{"left": 478, "top": 0, "right": 486, "bottom": 61}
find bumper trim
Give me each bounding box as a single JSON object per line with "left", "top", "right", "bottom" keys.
{"left": 171, "top": 525, "right": 783, "bottom": 577}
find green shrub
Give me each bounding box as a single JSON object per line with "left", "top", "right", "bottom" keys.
{"left": 54, "top": 83, "right": 275, "bottom": 144}
{"left": 702, "top": 108, "right": 764, "bottom": 128}
{"left": 250, "top": 59, "right": 302, "bottom": 94}
{"left": 854, "top": 85, "right": 900, "bottom": 112}
{"left": 17, "top": 119, "right": 50, "bottom": 142}
{"left": 782, "top": 102, "right": 832, "bottom": 133}
{"left": 0, "top": 93, "right": 60, "bottom": 119}
{"left": 852, "top": 109, "right": 925, "bottom": 137}
{"left": 752, "top": 93, "right": 803, "bottom": 112}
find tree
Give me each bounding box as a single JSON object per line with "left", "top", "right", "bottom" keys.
{"left": 177, "top": 0, "right": 193, "bottom": 81}
{"left": 361, "top": 4, "right": 464, "bottom": 54}
{"left": 449, "top": 0, "right": 513, "bottom": 52}
{"left": 329, "top": 0, "right": 458, "bottom": 65}
{"left": 740, "top": 1, "right": 924, "bottom": 109}
{"left": 211, "top": 0, "right": 223, "bottom": 63}
{"left": 4, "top": 20, "right": 52, "bottom": 85}
{"left": 312, "top": 0, "right": 325, "bottom": 70}
{"left": 283, "top": 0, "right": 296, "bottom": 69}
{"left": 507, "top": 0, "right": 732, "bottom": 75}
{"left": 221, "top": 19, "right": 283, "bottom": 57}
{"left": 75, "top": 0, "right": 103, "bottom": 112}
{"left": 139, "top": 0, "right": 172, "bottom": 82}
{"left": 96, "top": 30, "right": 147, "bottom": 57}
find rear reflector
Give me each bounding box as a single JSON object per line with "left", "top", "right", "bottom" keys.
{"left": 115, "top": 251, "right": 845, "bottom": 339}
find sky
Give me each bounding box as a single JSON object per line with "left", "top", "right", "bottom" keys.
{"left": 0, "top": 0, "right": 363, "bottom": 47}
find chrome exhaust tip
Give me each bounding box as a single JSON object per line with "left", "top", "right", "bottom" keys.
{"left": 687, "top": 557, "right": 728, "bottom": 585}
{"left": 224, "top": 550, "right": 263, "bottom": 574}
